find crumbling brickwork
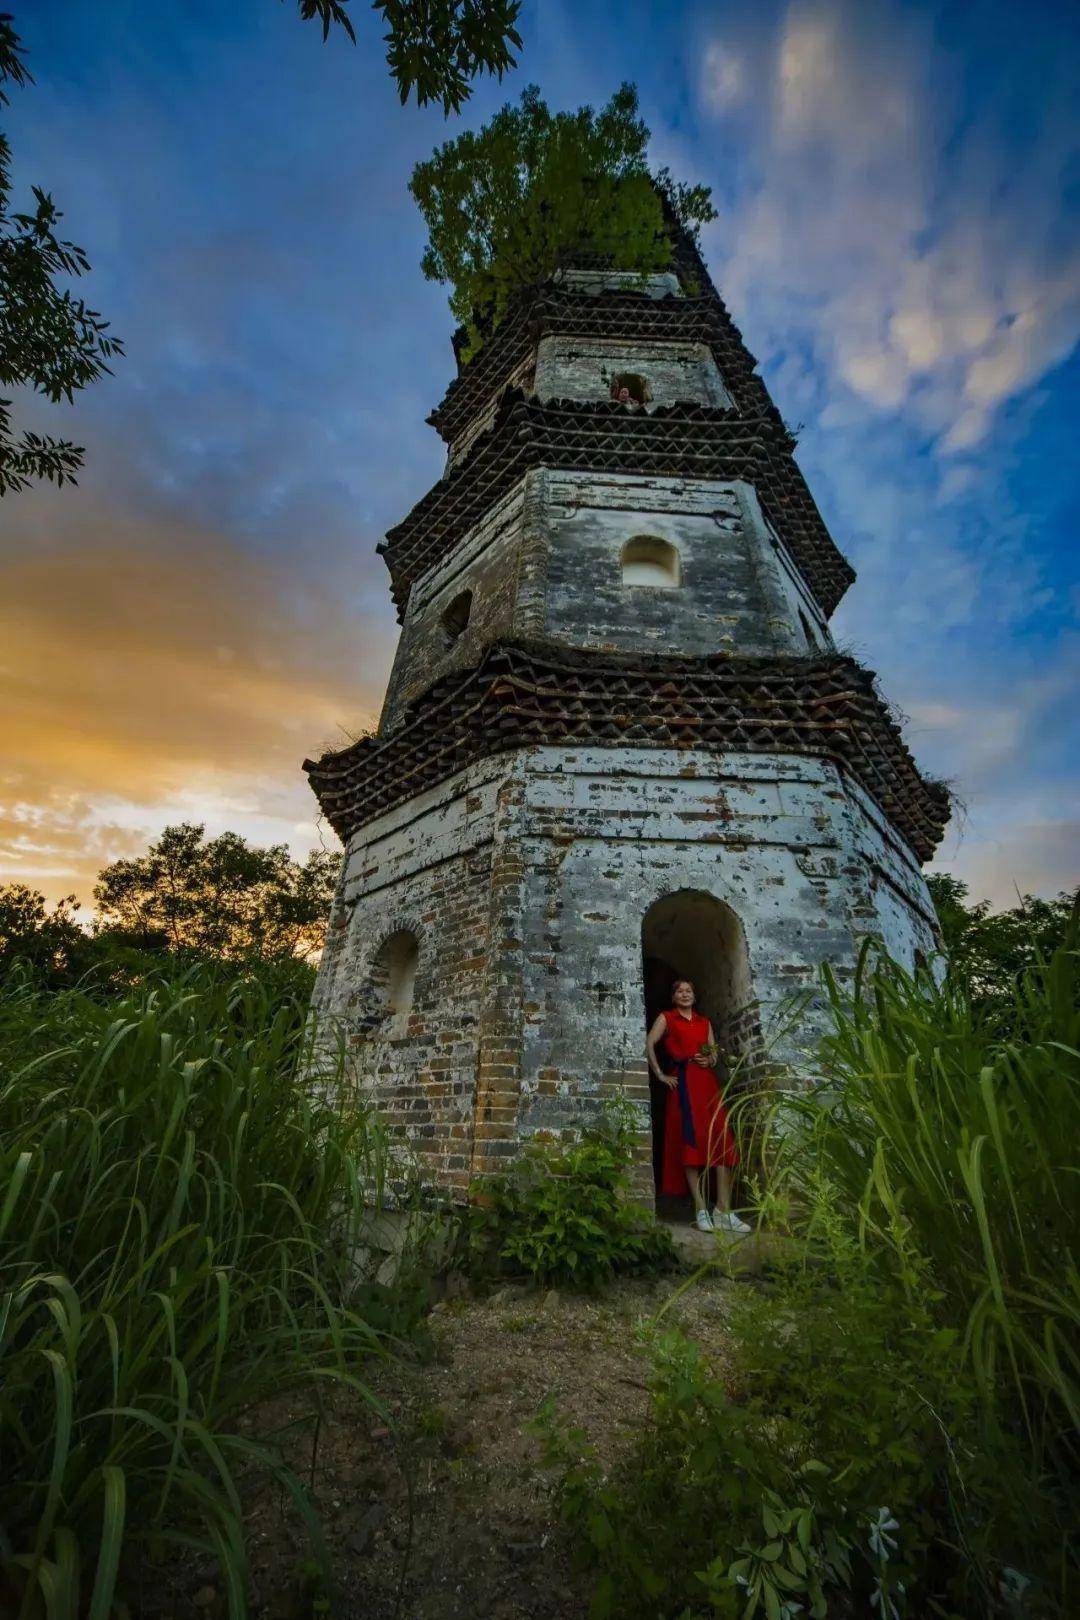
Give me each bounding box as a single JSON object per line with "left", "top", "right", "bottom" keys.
{"left": 313, "top": 743, "right": 938, "bottom": 1201}
{"left": 306, "top": 221, "right": 948, "bottom": 1204}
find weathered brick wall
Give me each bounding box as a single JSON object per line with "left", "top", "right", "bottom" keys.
{"left": 380, "top": 472, "right": 823, "bottom": 731}
{"left": 534, "top": 335, "right": 732, "bottom": 410}
{"left": 743, "top": 485, "right": 835, "bottom": 650}
{"left": 510, "top": 747, "right": 914, "bottom": 1123}
{"left": 540, "top": 472, "right": 808, "bottom": 657}
{"left": 314, "top": 759, "right": 508, "bottom": 1197}
{"left": 839, "top": 775, "right": 942, "bottom": 959}
{"left": 378, "top": 480, "right": 528, "bottom": 732}
{"left": 312, "top": 742, "right": 938, "bottom": 1204}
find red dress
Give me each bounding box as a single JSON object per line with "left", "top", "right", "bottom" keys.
{"left": 658, "top": 1008, "right": 738, "bottom": 1195}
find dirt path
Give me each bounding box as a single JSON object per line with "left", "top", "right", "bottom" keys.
{"left": 228, "top": 1259, "right": 736, "bottom": 1620}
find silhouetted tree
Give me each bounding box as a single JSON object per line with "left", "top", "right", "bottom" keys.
{"left": 0, "top": 15, "right": 122, "bottom": 494}
{"left": 306, "top": 1, "right": 522, "bottom": 111}
{"left": 928, "top": 871, "right": 1078, "bottom": 1019}
{"left": 93, "top": 823, "right": 339, "bottom": 962}
{"left": 0, "top": 884, "right": 93, "bottom": 983}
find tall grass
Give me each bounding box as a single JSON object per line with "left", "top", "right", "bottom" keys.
{"left": 539, "top": 917, "right": 1078, "bottom": 1617}
{"left": 0, "top": 962, "right": 417, "bottom": 1618}
{"left": 762, "top": 911, "right": 1080, "bottom": 1592}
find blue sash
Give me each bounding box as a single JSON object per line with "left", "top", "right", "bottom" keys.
{"left": 674, "top": 1057, "right": 697, "bottom": 1148}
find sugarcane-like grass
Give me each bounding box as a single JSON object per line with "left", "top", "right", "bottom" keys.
{"left": 0, "top": 962, "right": 417, "bottom": 1618}
{"left": 755, "top": 912, "right": 1079, "bottom": 1593}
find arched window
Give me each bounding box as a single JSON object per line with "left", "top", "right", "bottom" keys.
{"left": 372, "top": 929, "right": 418, "bottom": 1029}
{"left": 611, "top": 372, "right": 649, "bottom": 406}
{"left": 622, "top": 536, "right": 680, "bottom": 588}
{"left": 798, "top": 609, "right": 818, "bottom": 651}
{"left": 441, "top": 589, "right": 472, "bottom": 648}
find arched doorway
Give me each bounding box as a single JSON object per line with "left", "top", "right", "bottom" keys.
{"left": 641, "top": 889, "right": 755, "bottom": 1198}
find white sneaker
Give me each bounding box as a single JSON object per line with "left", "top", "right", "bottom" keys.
{"left": 712, "top": 1209, "right": 752, "bottom": 1235}
{"left": 694, "top": 1208, "right": 714, "bottom": 1233}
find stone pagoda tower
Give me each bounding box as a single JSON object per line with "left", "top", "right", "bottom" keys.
{"left": 304, "top": 211, "right": 949, "bottom": 1203}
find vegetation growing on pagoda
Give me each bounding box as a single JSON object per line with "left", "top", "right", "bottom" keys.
{"left": 410, "top": 83, "right": 717, "bottom": 359}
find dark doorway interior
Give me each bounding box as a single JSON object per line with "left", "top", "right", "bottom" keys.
{"left": 641, "top": 889, "right": 753, "bottom": 1201}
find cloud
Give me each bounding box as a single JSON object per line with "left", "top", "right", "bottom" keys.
{"left": 701, "top": 41, "right": 747, "bottom": 112}
{"left": 775, "top": 0, "right": 915, "bottom": 154}
{"left": 691, "top": 0, "right": 1079, "bottom": 904}
{"left": 0, "top": 513, "right": 391, "bottom": 904}
{"left": 708, "top": 0, "right": 1080, "bottom": 446}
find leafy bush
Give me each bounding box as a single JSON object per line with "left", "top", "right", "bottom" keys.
{"left": 464, "top": 1103, "right": 674, "bottom": 1290}
{"left": 539, "top": 1256, "right": 993, "bottom": 1619}
{"left": 795, "top": 926, "right": 1080, "bottom": 1494}
{"left": 927, "top": 874, "right": 1076, "bottom": 1024}
{"left": 539, "top": 917, "right": 1080, "bottom": 1617}
{"left": 0, "top": 961, "right": 424, "bottom": 1617}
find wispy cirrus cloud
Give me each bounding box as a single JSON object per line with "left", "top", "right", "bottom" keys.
{"left": 708, "top": 0, "right": 1079, "bottom": 452}
{"left": 690, "top": 0, "right": 1080, "bottom": 903}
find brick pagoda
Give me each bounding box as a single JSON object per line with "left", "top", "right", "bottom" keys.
{"left": 304, "top": 215, "right": 949, "bottom": 1202}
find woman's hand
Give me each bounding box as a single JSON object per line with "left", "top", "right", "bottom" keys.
{"left": 660, "top": 1072, "right": 678, "bottom": 1089}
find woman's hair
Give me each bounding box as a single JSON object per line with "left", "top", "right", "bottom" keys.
{"left": 671, "top": 977, "right": 696, "bottom": 995}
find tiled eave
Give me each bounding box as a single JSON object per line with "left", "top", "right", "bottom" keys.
{"left": 429, "top": 283, "right": 776, "bottom": 444}
{"left": 305, "top": 640, "right": 949, "bottom": 861}
{"left": 380, "top": 393, "right": 856, "bottom": 621}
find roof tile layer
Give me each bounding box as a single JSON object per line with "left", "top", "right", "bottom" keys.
{"left": 305, "top": 640, "right": 949, "bottom": 861}
{"left": 382, "top": 394, "right": 855, "bottom": 620}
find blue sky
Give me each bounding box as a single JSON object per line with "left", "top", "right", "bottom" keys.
{"left": 1, "top": 0, "right": 1077, "bottom": 909}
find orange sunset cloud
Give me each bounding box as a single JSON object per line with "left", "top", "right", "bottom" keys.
{"left": 0, "top": 521, "right": 389, "bottom": 907}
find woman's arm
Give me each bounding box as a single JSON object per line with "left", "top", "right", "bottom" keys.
{"left": 699, "top": 1019, "right": 718, "bottom": 1067}
{"left": 646, "top": 1013, "right": 677, "bottom": 1087}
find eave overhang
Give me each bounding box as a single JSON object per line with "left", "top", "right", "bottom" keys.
{"left": 305, "top": 640, "right": 949, "bottom": 862}
{"left": 429, "top": 284, "right": 776, "bottom": 444}
{"left": 380, "top": 393, "right": 856, "bottom": 621}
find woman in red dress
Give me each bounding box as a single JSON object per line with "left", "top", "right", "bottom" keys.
{"left": 646, "top": 978, "right": 749, "bottom": 1234}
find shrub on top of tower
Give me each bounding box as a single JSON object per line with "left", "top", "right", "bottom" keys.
{"left": 410, "top": 83, "right": 716, "bottom": 358}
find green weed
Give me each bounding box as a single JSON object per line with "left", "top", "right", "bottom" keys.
{"left": 538, "top": 918, "right": 1079, "bottom": 1617}
{"left": 462, "top": 1102, "right": 674, "bottom": 1290}
{"left": 0, "top": 962, "right": 423, "bottom": 1617}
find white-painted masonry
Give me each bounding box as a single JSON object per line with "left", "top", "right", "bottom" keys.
{"left": 314, "top": 744, "right": 938, "bottom": 1200}
{"left": 311, "top": 254, "right": 945, "bottom": 1202}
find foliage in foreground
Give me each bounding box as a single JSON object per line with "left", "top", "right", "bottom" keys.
{"left": 0, "top": 962, "right": 425, "bottom": 1618}
{"left": 411, "top": 82, "right": 716, "bottom": 356}
{"left": 0, "top": 13, "right": 122, "bottom": 494}
{"left": 540, "top": 920, "right": 1079, "bottom": 1618}
{"left": 464, "top": 1103, "right": 674, "bottom": 1290}
{"left": 301, "top": 0, "right": 522, "bottom": 112}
